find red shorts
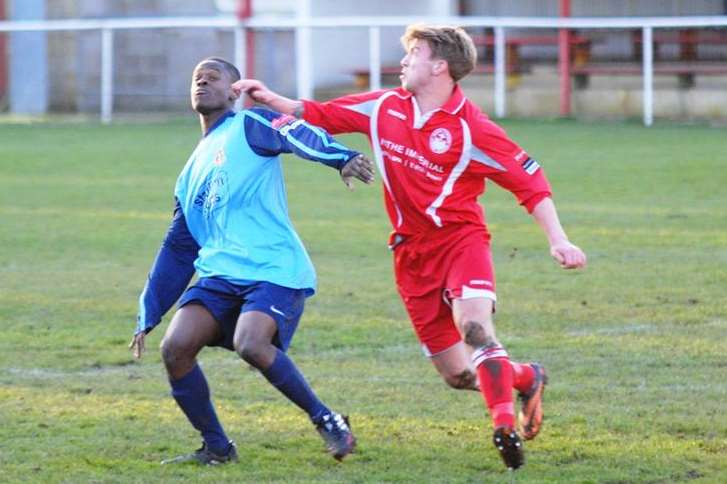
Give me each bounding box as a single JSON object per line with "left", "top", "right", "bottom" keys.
{"left": 393, "top": 224, "right": 496, "bottom": 356}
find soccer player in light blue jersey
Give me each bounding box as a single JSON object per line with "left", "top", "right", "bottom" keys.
{"left": 128, "top": 57, "right": 374, "bottom": 465}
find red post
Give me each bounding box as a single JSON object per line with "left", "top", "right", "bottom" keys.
{"left": 558, "top": 0, "right": 572, "bottom": 117}
{"left": 0, "top": 0, "right": 7, "bottom": 103}
{"left": 236, "top": 0, "right": 255, "bottom": 79}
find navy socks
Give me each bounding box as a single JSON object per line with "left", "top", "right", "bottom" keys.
{"left": 170, "top": 364, "right": 230, "bottom": 454}
{"left": 261, "top": 349, "right": 330, "bottom": 423}
{"left": 171, "top": 350, "right": 329, "bottom": 453}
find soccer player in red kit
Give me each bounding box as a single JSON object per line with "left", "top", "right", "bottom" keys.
{"left": 233, "top": 24, "right": 586, "bottom": 470}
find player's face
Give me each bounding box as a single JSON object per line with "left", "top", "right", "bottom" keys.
{"left": 400, "top": 39, "right": 440, "bottom": 93}
{"left": 190, "top": 61, "right": 235, "bottom": 114}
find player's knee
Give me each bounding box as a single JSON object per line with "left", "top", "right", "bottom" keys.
{"left": 462, "top": 320, "right": 493, "bottom": 347}
{"left": 160, "top": 336, "right": 192, "bottom": 369}
{"left": 234, "top": 338, "right": 266, "bottom": 367}
{"left": 443, "top": 369, "right": 477, "bottom": 390}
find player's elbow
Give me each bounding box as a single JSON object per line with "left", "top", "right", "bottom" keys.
{"left": 522, "top": 192, "right": 551, "bottom": 214}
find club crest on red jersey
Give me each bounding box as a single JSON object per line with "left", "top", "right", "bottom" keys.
{"left": 429, "top": 128, "right": 452, "bottom": 154}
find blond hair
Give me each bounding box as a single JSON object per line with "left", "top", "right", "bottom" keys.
{"left": 401, "top": 24, "right": 477, "bottom": 82}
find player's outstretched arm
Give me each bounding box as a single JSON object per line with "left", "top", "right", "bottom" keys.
{"left": 235, "top": 79, "right": 377, "bottom": 135}
{"left": 232, "top": 79, "right": 303, "bottom": 117}
{"left": 130, "top": 200, "right": 199, "bottom": 359}
{"left": 244, "top": 108, "right": 374, "bottom": 189}
{"left": 531, "top": 197, "right": 587, "bottom": 269}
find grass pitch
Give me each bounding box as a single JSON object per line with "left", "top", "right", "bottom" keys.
{"left": 1, "top": 118, "right": 725, "bottom": 483}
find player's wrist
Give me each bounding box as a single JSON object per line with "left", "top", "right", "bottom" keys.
{"left": 135, "top": 317, "right": 156, "bottom": 335}
{"left": 339, "top": 153, "right": 360, "bottom": 173}
{"left": 291, "top": 100, "right": 305, "bottom": 118}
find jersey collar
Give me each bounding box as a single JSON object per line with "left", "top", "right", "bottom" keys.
{"left": 407, "top": 85, "right": 466, "bottom": 129}
{"left": 396, "top": 84, "right": 465, "bottom": 115}
{"left": 441, "top": 84, "right": 466, "bottom": 115}
{"left": 204, "top": 110, "right": 235, "bottom": 137}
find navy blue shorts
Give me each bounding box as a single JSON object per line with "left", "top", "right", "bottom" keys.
{"left": 178, "top": 277, "right": 307, "bottom": 352}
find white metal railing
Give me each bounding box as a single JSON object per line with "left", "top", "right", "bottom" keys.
{"left": 2, "top": 15, "right": 727, "bottom": 125}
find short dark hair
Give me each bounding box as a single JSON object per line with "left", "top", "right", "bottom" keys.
{"left": 200, "top": 57, "right": 241, "bottom": 82}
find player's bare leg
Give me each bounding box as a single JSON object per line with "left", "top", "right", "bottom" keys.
{"left": 429, "top": 319, "right": 546, "bottom": 436}
{"left": 234, "top": 311, "right": 356, "bottom": 461}
{"left": 160, "top": 304, "right": 238, "bottom": 465}
{"left": 452, "top": 297, "right": 524, "bottom": 470}
{"left": 233, "top": 310, "right": 279, "bottom": 368}
{"left": 161, "top": 304, "right": 221, "bottom": 379}
{"left": 430, "top": 342, "right": 479, "bottom": 391}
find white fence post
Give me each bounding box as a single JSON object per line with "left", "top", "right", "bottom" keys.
{"left": 494, "top": 26, "right": 506, "bottom": 118}
{"left": 234, "top": 25, "right": 245, "bottom": 110}
{"left": 369, "top": 25, "right": 381, "bottom": 91}
{"left": 642, "top": 26, "right": 654, "bottom": 127}
{"left": 295, "top": 0, "right": 313, "bottom": 100}
{"left": 234, "top": 25, "right": 245, "bottom": 77}
{"left": 295, "top": 27, "right": 313, "bottom": 99}
{"left": 100, "top": 27, "right": 114, "bottom": 124}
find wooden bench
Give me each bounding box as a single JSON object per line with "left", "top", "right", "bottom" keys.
{"left": 471, "top": 33, "right": 593, "bottom": 68}
{"left": 574, "top": 29, "right": 727, "bottom": 88}
{"left": 571, "top": 61, "right": 727, "bottom": 88}
{"left": 351, "top": 63, "right": 526, "bottom": 89}
{"left": 352, "top": 30, "right": 727, "bottom": 89}
{"left": 352, "top": 33, "right": 589, "bottom": 88}
{"left": 632, "top": 29, "right": 727, "bottom": 62}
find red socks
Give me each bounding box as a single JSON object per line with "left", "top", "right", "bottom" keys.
{"left": 511, "top": 361, "right": 536, "bottom": 394}
{"left": 472, "top": 345, "right": 515, "bottom": 429}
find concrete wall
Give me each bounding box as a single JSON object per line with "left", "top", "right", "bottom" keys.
{"left": 308, "top": 0, "right": 458, "bottom": 87}
{"left": 47, "top": 0, "right": 228, "bottom": 112}
{"left": 43, "top": 0, "right": 460, "bottom": 111}
{"left": 46, "top": 1, "right": 77, "bottom": 111}
{"left": 9, "top": 0, "right": 727, "bottom": 120}
{"left": 455, "top": 67, "right": 727, "bottom": 121}
{"left": 45, "top": 0, "right": 298, "bottom": 112}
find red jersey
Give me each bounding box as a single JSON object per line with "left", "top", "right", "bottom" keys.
{"left": 302, "top": 86, "right": 551, "bottom": 239}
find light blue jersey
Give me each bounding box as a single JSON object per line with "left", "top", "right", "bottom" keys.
{"left": 175, "top": 109, "right": 356, "bottom": 293}
{"left": 135, "top": 108, "right": 358, "bottom": 334}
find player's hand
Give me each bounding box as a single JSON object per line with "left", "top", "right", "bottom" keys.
{"left": 128, "top": 331, "right": 146, "bottom": 360}
{"left": 231, "top": 79, "right": 275, "bottom": 105}
{"left": 550, "top": 240, "right": 587, "bottom": 269}
{"left": 340, "top": 154, "right": 375, "bottom": 190}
